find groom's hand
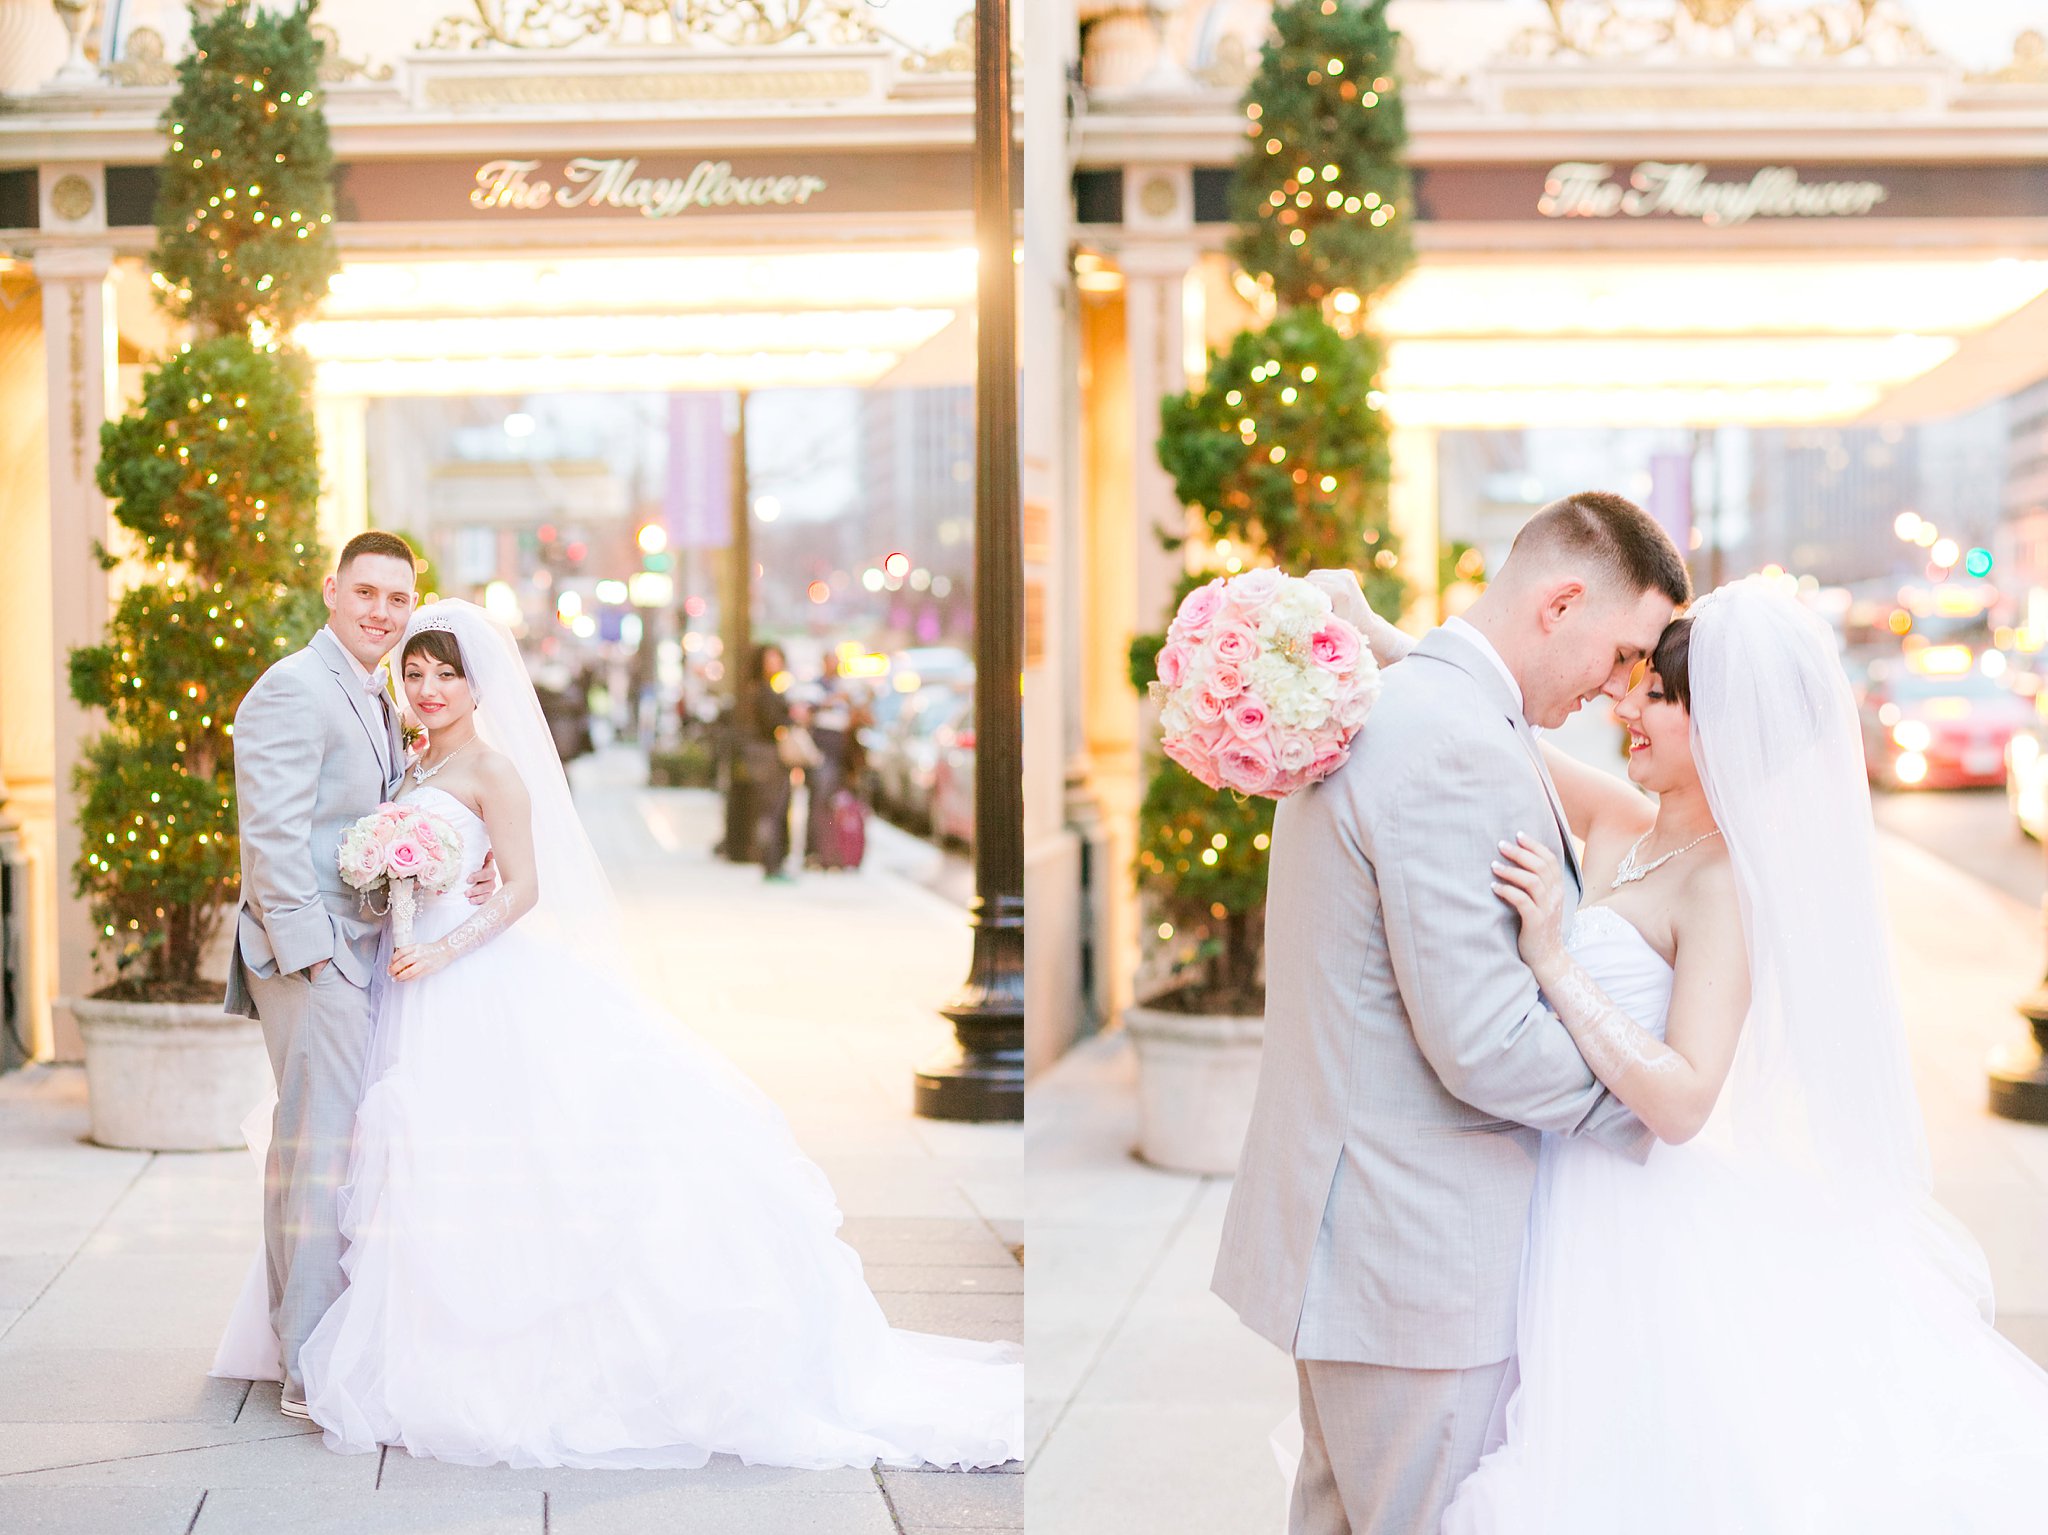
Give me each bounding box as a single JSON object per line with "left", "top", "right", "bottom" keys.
{"left": 1306, "top": 569, "right": 1374, "bottom": 632}
{"left": 467, "top": 850, "right": 499, "bottom": 905}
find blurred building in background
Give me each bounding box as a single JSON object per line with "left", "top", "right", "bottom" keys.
{"left": 1022, "top": 0, "right": 2048, "bottom": 1070}
{"left": 2002, "top": 376, "right": 2048, "bottom": 626}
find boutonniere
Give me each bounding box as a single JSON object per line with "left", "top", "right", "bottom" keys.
{"left": 401, "top": 720, "right": 426, "bottom": 757}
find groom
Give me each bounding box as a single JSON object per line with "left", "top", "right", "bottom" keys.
{"left": 224, "top": 530, "right": 489, "bottom": 1418}
{"left": 1213, "top": 493, "right": 1691, "bottom": 1535}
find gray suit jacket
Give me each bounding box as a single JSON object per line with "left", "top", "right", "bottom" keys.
{"left": 1212, "top": 627, "right": 1653, "bottom": 1371}
{"left": 224, "top": 627, "right": 404, "bottom": 1015}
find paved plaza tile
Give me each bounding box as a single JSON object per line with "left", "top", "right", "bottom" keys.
{"left": 0, "top": 776, "right": 1020, "bottom": 1535}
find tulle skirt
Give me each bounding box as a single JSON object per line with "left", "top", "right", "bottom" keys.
{"left": 293, "top": 923, "right": 1022, "bottom": 1472}
{"left": 1441, "top": 1133, "right": 2048, "bottom": 1534}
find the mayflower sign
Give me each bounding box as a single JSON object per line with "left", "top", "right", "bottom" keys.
{"left": 1538, "top": 161, "right": 1889, "bottom": 226}
{"left": 470, "top": 157, "right": 830, "bottom": 218}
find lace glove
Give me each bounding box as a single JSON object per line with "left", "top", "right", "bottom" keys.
{"left": 389, "top": 888, "right": 519, "bottom": 984}
{"left": 1529, "top": 951, "right": 1685, "bottom": 1089}
{"left": 1493, "top": 835, "right": 1684, "bottom": 1089}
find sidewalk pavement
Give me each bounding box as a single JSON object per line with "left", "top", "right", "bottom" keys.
{"left": 0, "top": 763, "right": 1022, "bottom": 1535}
{"left": 1026, "top": 832, "right": 2048, "bottom": 1535}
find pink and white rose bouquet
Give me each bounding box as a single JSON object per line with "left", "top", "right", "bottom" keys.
{"left": 337, "top": 801, "right": 462, "bottom": 943}
{"left": 1152, "top": 570, "right": 1380, "bottom": 798}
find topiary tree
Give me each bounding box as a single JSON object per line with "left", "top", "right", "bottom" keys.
{"left": 1229, "top": 0, "right": 1412, "bottom": 309}
{"left": 1135, "top": 0, "right": 1414, "bottom": 1011}
{"left": 68, "top": 1, "right": 337, "bottom": 999}
{"left": 1157, "top": 308, "right": 1401, "bottom": 610}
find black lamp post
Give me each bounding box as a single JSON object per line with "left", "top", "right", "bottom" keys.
{"left": 1992, "top": 894, "right": 2048, "bottom": 1121}
{"left": 914, "top": 0, "right": 1023, "bottom": 1121}
{"left": 720, "top": 390, "right": 757, "bottom": 864}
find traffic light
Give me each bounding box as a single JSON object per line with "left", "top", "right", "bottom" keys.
{"left": 1965, "top": 547, "right": 1995, "bottom": 578}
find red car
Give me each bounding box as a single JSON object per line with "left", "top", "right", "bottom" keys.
{"left": 1860, "top": 659, "right": 2034, "bottom": 790}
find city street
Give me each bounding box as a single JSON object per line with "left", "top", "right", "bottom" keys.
{"left": 0, "top": 760, "right": 1021, "bottom": 1535}
{"left": 1026, "top": 823, "right": 2048, "bottom": 1535}
{"left": 1873, "top": 783, "right": 2044, "bottom": 909}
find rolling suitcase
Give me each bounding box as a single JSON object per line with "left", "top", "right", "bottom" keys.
{"left": 815, "top": 789, "right": 867, "bottom": 871}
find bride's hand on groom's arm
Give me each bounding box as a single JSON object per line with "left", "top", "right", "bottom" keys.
{"left": 1490, "top": 834, "right": 1569, "bottom": 979}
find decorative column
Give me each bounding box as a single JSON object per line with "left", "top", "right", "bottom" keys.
{"left": 314, "top": 392, "right": 371, "bottom": 552}
{"left": 34, "top": 236, "right": 119, "bottom": 1060}
{"left": 1021, "top": 0, "right": 1093, "bottom": 1075}
{"left": 1105, "top": 225, "right": 1198, "bottom": 1021}
{"left": 1388, "top": 424, "right": 1440, "bottom": 627}
{"left": 1077, "top": 263, "right": 1136, "bottom": 1029}
{"left": 0, "top": 259, "right": 55, "bottom": 1062}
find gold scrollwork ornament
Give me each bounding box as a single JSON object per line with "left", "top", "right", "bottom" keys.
{"left": 424, "top": 0, "right": 888, "bottom": 52}
{"left": 49, "top": 173, "right": 96, "bottom": 224}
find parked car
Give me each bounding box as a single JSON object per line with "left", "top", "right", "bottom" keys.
{"left": 929, "top": 694, "right": 976, "bottom": 848}
{"left": 2006, "top": 721, "right": 2048, "bottom": 839}
{"left": 1859, "top": 650, "right": 2034, "bottom": 790}
{"left": 870, "top": 683, "right": 970, "bottom": 829}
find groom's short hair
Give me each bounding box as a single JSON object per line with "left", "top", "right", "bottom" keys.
{"left": 1510, "top": 492, "right": 1691, "bottom": 607}
{"left": 337, "top": 530, "right": 418, "bottom": 580}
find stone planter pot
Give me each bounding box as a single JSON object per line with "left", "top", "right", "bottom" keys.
{"left": 69, "top": 996, "right": 270, "bottom": 1151}
{"left": 1124, "top": 999, "right": 1264, "bottom": 1175}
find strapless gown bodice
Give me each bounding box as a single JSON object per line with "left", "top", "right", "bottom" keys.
{"left": 1559, "top": 904, "right": 1674, "bottom": 1042}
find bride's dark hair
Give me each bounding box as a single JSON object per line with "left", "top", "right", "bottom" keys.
{"left": 1651, "top": 617, "right": 1693, "bottom": 710}
{"left": 401, "top": 628, "right": 466, "bottom": 677}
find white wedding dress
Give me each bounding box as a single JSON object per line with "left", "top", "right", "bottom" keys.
{"left": 1439, "top": 903, "right": 2048, "bottom": 1534}
{"left": 214, "top": 775, "right": 1021, "bottom": 1471}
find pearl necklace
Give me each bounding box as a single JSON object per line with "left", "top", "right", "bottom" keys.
{"left": 410, "top": 736, "right": 473, "bottom": 789}
{"left": 1610, "top": 827, "right": 1721, "bottom": 890}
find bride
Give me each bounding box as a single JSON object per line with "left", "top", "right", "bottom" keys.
{"left": 213, "top": 599, "right": 1021, "bottom": 1472}
{"left": 1340, "top": 576, "right": 2048, "bottom": 1531}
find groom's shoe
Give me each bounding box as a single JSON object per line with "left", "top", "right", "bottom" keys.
{"left": 279, "top": 1392, "right": 311, "bottom": 1421}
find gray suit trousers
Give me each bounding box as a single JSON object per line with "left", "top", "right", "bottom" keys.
{"left": 241, "top": 957, "right": 373, "bottom": 1395}
{"left": 1290, "top": 1357, "right": 1510, "bottom": 1535}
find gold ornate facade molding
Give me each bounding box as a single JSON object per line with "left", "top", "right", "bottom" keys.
{"left": 48, "top": 174, "right": 95, "bottom": 223}
{"left": 421, "top": 66, "right": 879, "bottom": 109}
{"left": 104, "top": 29, "right": 176, "bottom": 87}
{"left": 66, "top": 283, "right": 86, "bottom": 483}
{"left": 1194, "top": 33, "right": 1255, "bottom": 92}
{"left": 423, "top": 0, "right": 881, "bottom": 52}
{"left": 1509, "top": 0, "right": 1936, "bottom": 65}
{"left": 311, "top": 24, "right": 395, "bottom": 84}
{"left": 420, "top": 1, "right": 969, "bottom": 73}
{"left": 1972, "top": 30, "right": 2048, "bottom": 86}
{"left": 902, "top": 15, "right": 973, "bottom": 76}
{"left": 1499, "top": 80, "right": 1934, "bottom": 114}
{"left": 104, "top": 24, "right": 392, "bottom": 88}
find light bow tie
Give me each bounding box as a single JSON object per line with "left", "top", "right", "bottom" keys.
{"left": 366, "top": 667, "right": 392, "bottom": 698}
